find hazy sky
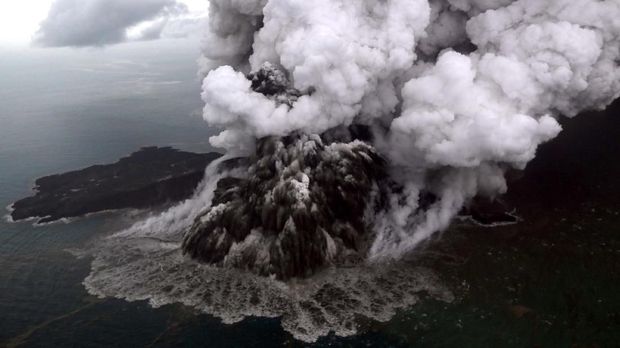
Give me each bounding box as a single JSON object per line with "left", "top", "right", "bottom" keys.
{"left": 0, "top": 0, "right": 208, "bottom": 46}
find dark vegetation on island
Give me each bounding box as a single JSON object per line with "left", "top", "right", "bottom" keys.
{"left": 9, "top": 147, "right": 222, "bottom": 224}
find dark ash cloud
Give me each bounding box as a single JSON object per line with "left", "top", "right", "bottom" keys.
{"left": 34, "top": 0, "right": 188, "bottom": 47}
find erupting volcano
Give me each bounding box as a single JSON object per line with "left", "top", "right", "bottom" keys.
{"left": 179, "top": 0, "right": 620, "bottom": 278}
{"left": 83, "top": 0, "right": 620, "bottom": 341}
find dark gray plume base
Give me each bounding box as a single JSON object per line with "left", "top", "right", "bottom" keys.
{"left": 182, "top": 131, "right": 388, "bottom": 280}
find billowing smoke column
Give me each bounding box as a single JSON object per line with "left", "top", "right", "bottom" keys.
{"left": 183, "top": 126, "right": 388, "bottom": 279}
{"left": 184, "top": 0, "right": 620, "bottom": 278}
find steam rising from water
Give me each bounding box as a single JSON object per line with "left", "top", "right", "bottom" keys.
{"left": 85, "top": 0, "right": 620, "bottom": 341}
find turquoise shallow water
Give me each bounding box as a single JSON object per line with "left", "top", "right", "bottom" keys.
{"left": 1, "top": 42, "right": 619, "bottom": 347}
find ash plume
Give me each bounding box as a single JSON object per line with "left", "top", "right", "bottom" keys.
{"left": 189, "top": 0, "right": 620, "bottom": 273}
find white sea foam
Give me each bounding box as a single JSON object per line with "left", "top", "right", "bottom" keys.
{"left": 85, "top": 238, "right": 452, "bottom": 342}
{"left": 83, "top": 159, "right": 453, "bottom": 342}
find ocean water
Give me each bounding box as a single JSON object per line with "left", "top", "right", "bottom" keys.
{"left": 1, "top": 41, "right": 619, "bottom": 347}
{"left": 0, "top": 41, "right": 422, "bottom": 347}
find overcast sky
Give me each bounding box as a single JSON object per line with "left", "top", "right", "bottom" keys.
{"left": 0, "top": 0, "right": 208, "bottom": 46}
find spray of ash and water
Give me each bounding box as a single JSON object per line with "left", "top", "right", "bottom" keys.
{"left": 85, "top": 0, "right": 620, "bottom": 341}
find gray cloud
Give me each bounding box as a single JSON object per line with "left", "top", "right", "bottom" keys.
{"left": 137, "top": 19, "right": 169, "bottom": 41}
{"left": 34, "top": 0, "right": 188, "bottom": 47}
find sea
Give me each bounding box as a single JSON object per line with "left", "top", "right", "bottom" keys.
{"left": 0, "top": 40, "right": 618, "bottom": 347}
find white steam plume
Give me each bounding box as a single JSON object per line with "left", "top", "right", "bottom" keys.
{"left": 199, "top": 0, "right": 620, "bottom": 258}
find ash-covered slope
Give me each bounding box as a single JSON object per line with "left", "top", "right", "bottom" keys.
{"left": 10, "top": 147, "right": 222, "bottom": 224}
{"left": 182, "top": 131, "right": 387, "bottom": 279}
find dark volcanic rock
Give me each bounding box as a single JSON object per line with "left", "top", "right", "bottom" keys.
{"left": 10, "top": 147, "right": 222, "bottom": 224}
{"left": 182, "top": 132, "right": 388, "bottom": 280}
